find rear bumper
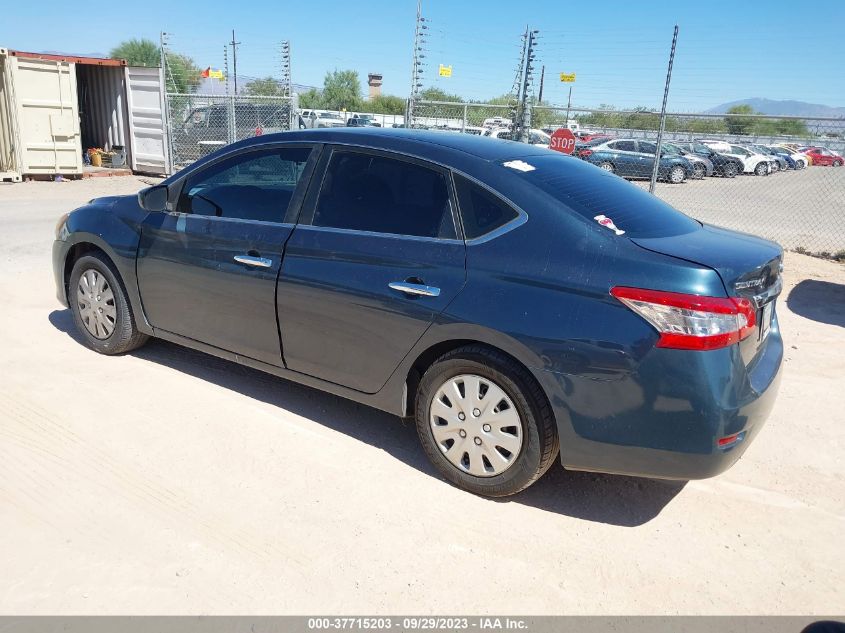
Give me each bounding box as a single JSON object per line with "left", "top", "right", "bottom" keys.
{"left": 537, "top": 316, "right": 783, "bottom": 480}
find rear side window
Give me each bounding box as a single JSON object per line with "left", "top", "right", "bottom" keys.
{"left": 501, "top": 153, "right": 700, "bottom": 238}
{"left": 615, "top": 140, "right": 636, "bottom": 152}
{"left": 453, "top": 174, "right": 519, "bottom": 240}
{"left": 312, "top": 151, "right": 456, "bottom": 239}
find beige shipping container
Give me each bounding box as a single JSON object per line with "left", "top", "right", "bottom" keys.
{"left": 0, "top": 49, "right": 170, "bottom": 179}
{"left": 0, "top": 48, "right": 83, "bottom": 177}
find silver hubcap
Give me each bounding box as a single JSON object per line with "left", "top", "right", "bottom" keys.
{"left": 671, "top": 167, "right": 684, "bottom": 183}
{"left": 429, "top": 374, "right": 523, "bottom": 478}
{"left": 600, "top": 163, "right": 613, "bottom": 171}
{"left": 76, "top": 268, "right": 116, "bottom": 339}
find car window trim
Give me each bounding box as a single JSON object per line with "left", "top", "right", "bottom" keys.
{"left": 451, "top": 170, "right": 528, "bottom": 245}
{"left": 297, "top": 144, "right": 464, "bottom": 241}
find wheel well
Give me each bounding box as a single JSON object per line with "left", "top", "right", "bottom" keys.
{"left": 403, "top": 339, "right": 548, "bottom": 420}
{"left": 63, "top": 243, "right": 114, "bottom": 298}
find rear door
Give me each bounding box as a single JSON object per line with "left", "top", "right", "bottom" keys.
{"left": 137, "top": 143, "right": 317, "bottom": 365}
{"left": 609, "top": 140, "right": 639, "bottom": 176}
{"left": 125, "top": 66, "right": 170, "bottom": 174}
{"left": 277, "top": 147, "right": 466, "bottom": 393}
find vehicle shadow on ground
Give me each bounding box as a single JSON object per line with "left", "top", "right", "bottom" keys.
{"left": 49, "top": 308, "right": 684, "bottom": 527}
{"left": 786, "top": 279, "right": 845, "bottom": 328}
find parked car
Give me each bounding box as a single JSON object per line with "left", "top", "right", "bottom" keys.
{"left": 719, "top": 144, "right": 774, "bottom": 176}
{"left": 53, "top": 128, "right": 783, "bottom": 497}
{"left": 698, "top": 139, "right": 733, "bottom": 154}
{"left": 574, "top": 136, "right": 615, "bottom": 160}
{"left": 175, "top": 103, "right": 290, "bottom": 163}
{"left": 586, "top": 139, "right": 692, "bottom": 183}
{"left": 483, "top": 127, "right": 551, "bottom": 147}
{"left": 671, "top": 141, "right": 743, "bottom": 178}
{"left": 575, "top": 131, "right": 612, "bottom": 143}
{"left": 305, "top": 111, "right": 346, "bottom": 129}
{"left": 766, "top": 145, "right": 807, "bottom": 169}
{"left": 482, "top": 116, "right": 512, "bottom": 128}
{"left": 658, "top": 142, "right": 713, "bottom": 178}
{"left": 347, "top": 114, "right": 381, "bottom": 127}
{"left": 749, "top": 145, "right": 787, "bottom": 172}
{"left": 773, "top": 144, "right": 810, "bottom": 167}
{"left": 801, "top": 147, "right": 844, "bottom": 167}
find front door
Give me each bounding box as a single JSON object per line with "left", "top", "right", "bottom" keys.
{"left": 277, "top": 147, "right": 466, "bottom": 393}
{"left": 137, "top": 143, "right": 317, "bottom": 366}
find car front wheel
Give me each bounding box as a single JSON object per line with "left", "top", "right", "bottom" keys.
{"left": 723, "top": 162, "right": 739, "bottom": 178}
{"left": 415, "top": 346, "right": 559, "bottom": 497}
{"left": 69, "top": 253, "right": 148, "bottom": 355}
{"left": 598, "top": 161, "right": 615, "bottom": 173}
{"left": 754, "top": 162, "right": 769, "bottom": 176}
{"left": 667, "top": 165, "right": 686, "bottom": 183}
{"left": 833, "top": 159, "right": 843, "bottom": 167}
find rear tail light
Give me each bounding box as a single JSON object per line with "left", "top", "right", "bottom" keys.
{"left": 611, "top": 287, "right": 756, "bottom": 351}
{"left": 580, "top": 149, "right": 593, "bottom": 157}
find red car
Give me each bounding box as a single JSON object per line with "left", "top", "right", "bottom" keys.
{"left": 576, "top": 132, "right": 612, "bottom": 143}
{"left": 801, "top": 147, "right": 843, "bottom": 167}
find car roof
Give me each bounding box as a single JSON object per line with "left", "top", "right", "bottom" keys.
{"left": 243, "top": 127, "right": 553, "bottom": 162}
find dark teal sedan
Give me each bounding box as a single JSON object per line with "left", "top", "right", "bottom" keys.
{"left": 52, "top": 129, "right": 783, "bottom": 497}
{"left": 585, "top": 138, "right": 693, "bottom": 183}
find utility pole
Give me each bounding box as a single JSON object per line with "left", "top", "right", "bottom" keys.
{"left": 159, "top": 31, "right": 169, "bottom": 90}
{"left": 406, "top": 0, "right": 427, "bottom": 127}
{"left": 230, "top": 29, "right": 241, "bottom": 94}
{"left": 649, "top": 24, "right": 679, "bottom": 194}
{"left": 537, "top": 65, "right": 545, "bottom": 104}
{"left": 223, "top": 45, "right": 229, "bottom": 96}
{"left": 280, "top": 40, "right": 292, "bottom": 97}
{"left": 509, "top": 27, "right": 528, "bottom": 132}
{"left": 516, "top": 28, "right": 538, "bottom": 142}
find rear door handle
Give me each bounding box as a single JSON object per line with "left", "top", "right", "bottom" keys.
{"left": 234, "top": 254, "right": 273, "bottom": 268}
{"left": 389, "top": 282, "right": 441, "bottom": 297}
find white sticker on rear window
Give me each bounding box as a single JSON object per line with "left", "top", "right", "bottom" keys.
{"left": 503, "top": 160, "right": 536, "bottom": 172}
{"left": 594, "top": 214, "right": 625, "bottom": 235}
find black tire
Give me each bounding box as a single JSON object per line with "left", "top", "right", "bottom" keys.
{"left": 692, "top": 163, "right": 706, "bottom": 179}
{"left": 833, "top": 159, "right": 843, "bottom": 167}
{"left": 598, "top": 161, "right": 615, "bottom": 173}
{"left": 69, "top": 253, "right": 148, "bottom": 355}
{"left": 723, "top": 162, "right": 739, "bottom": 178}
{"left": 415, "top": 345, "right": 559, "bottom": 497}
{"left": 754, "top": 162, "right": 769, "bottom": 176}
{"left": 667, "top": 165, "right": 686, "bottom": 184}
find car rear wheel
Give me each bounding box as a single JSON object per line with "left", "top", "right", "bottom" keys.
{"left": 598, "top": 161, "right": 615, "bottom": 173}
{"left": 754, "top": 162, "right": 769, "bottom": 176}
{"left": 771, "top": 161, "right": 780, "bottom": 172}
{"left": 668, "top": 165, "right": 686, "bottom": 183}
{"left": 415, "top": 345, "right": 559, "bottom": 497}
{"left": 833, "top": 159, "right": 843, "bottom": 167}
{"left": 69, "top": 254, "right": 148, "bottom": 355}
{"left": 692, "top": 163, "right": 706, "bottom": 179}
{"left": 723, "top": 162, "right": 739, "bottom": 178}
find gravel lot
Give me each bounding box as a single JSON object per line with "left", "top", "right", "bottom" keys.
{"left": 648, "top": 166, "right": 845, "bottom": 253}
{"left": 0, "top": 176, "right": 843, "bottom": 615}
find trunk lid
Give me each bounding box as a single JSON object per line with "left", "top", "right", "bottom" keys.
{"left": 631, "top": 223, "right": 783, "bottom": 359}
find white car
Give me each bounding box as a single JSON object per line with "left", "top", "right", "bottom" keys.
{"left": 483, "top": 116, "right": 512, "bottom": 129}
{"left": 699, "top": 139, "right": 733, "bottom": 154}
{"left": 305, "top": 111, "right": 346, "bottom": 129}
{"left": 721, "top": 144, "right": 774, "bottom": 176}
{"left": 483, "top": 127, "right": 551, "bottom": 147}
{"left": 770, "top": 145, "right": 809, "bottom": 169}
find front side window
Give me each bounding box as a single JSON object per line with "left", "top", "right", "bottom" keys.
{"left": 639, "top": 142, "right": 657, "bottom": 154}
{"left": 453, "top": 174, "right": 519, "bottom": 240}
{"left": 312, "top": 151, "right": 456, "bottom": 239}
{"left": 178, "top": 147, "right": 311, "bottom": 222}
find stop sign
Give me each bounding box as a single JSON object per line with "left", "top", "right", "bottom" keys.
{"left": 550, "top": 127, "right": 576, "bottom": 154}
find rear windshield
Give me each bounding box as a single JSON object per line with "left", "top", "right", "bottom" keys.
{"left": 501, "top": 153, "right": 700, "bottom": 238}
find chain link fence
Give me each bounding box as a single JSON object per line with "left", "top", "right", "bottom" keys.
{"left": 410, "top": 100, "right": 845, "bottom": 256}
{"left": 165, "top": 93, "right": 296, "bottom": 169}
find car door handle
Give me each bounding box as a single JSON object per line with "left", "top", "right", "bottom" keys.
{"left": 389, "top": 282, "right": 441, "bottom": 297}
{"left": 234, "top": 254, "right": 273, "bottom": 268}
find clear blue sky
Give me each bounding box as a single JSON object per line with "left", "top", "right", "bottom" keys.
{"left": 3, "top": 0, "right": 843, "bottom": 111}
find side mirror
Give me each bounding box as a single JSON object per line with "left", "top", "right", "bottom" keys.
{"left": 138, "top": 185, "right": 169, "bottom": 212}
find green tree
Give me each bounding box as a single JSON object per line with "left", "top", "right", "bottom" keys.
{"left": 298, "top": 88, "right": 323, "bottom": 109}
{"left": 725, "top": 104, "right": 756, "bottom": 135}
{"left": 110, "top": 38, "right": 200, "bottom": 94}
{"left": 244, "top": 76, "right": 284, "bottom": 97}
{"left": 368, "top": 94, "right": 406, "bottom": 115}
{"left": 321, "top": 69, "right": 362, "bottom": 111}
{"left": 110, "top": 38, "right": 159, "bottom": 67}
{"left": 419, "top": 86, "right": 464, "bottom": 103}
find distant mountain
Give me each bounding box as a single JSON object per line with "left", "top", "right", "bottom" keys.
{"left": 707, "top": 98, "right": 845, "bottom": 118}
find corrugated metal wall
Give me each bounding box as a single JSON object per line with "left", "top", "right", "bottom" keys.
{"left": 76, "top": 64, "right": 130, "bottom": 155}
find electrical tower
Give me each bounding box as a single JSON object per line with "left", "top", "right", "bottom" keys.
{"left": 406, "top": 0, "right": 428, "bottom": 127}
{"left": 515, "top": 28, "right": 539, "bottom": 142}
{"left": 280, "top": 40, "right": 292, "bottom": 97}
{"left": 508, "top": 27, "right": 528, "bottom": 131}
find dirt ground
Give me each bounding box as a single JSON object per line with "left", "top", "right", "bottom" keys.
{"left": 0, "top": 176, "right": 843, "bottom": 615}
